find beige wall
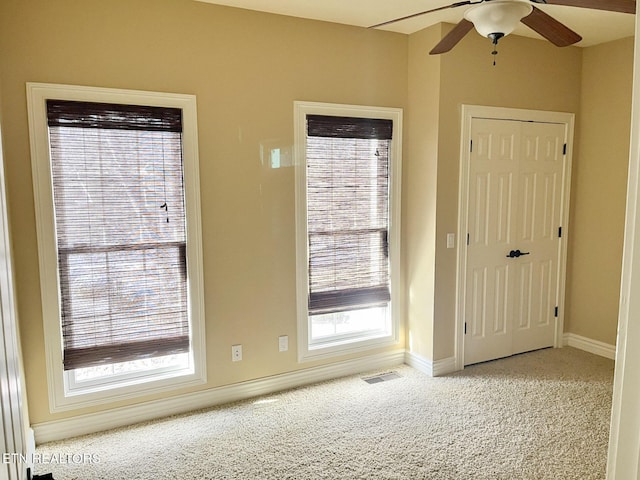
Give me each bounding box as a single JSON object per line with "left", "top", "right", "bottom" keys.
{"left": 0, "top": 0, "right": 633, "bottom": 428}
{"left": 0, "top": 0, "right": 408, "bottom": 424}
{"left": 404, "top": 25, "right": 444, "bottom": 362}
{"left": 565, "top": 37, "right": 634, "bottom": 345}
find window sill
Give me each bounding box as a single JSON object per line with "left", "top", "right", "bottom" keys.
{"left": 51, "top": 367, "right": 207, "bottom": 413}
{"left": 298, "top": 333, "right": 399, "bottom": 363}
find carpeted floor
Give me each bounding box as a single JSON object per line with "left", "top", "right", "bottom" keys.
{"left": 35, "top": 347, "right": 614, "bottom": 479}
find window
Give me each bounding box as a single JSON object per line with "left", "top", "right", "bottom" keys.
{"left": 294, "top": 102, "right": 402, "bottom": 361}
{"left": 27, "top": 84, "right": 206, "bottom": 411}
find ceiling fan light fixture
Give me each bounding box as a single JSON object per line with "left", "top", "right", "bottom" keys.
{"left": 464, "top": 1, "right": 533, "bottom": 39}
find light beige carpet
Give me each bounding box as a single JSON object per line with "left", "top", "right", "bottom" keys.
{"left": 35, "top": 347, "right": 614, "bottom": 479}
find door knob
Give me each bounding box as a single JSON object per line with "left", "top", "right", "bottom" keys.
{"left": 506, "top": 249, "right": 530, "bottom": 258}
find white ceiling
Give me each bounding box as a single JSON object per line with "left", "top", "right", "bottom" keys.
{"left": 195, "top": 0, "right": 635, "bottom": 47}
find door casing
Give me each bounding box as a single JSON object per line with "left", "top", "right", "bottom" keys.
{"left": 455, "top": 105, "right": 575, "bottom": 371}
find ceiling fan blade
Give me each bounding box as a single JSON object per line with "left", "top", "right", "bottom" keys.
{"left": 544, "top": 0, "right": 635, "bottom": 14}
{"left": 429, "top": 18, "right": 475, "bottom": 54}
{"left": 369, "top": 1, "right": 472, "bottom": 29}
{"left": 521, "top": 6, "right": 582, "bottom": 47}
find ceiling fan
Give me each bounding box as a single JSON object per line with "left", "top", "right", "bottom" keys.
{"left": 370, "top": 0, "right": 635, "bottom": 57}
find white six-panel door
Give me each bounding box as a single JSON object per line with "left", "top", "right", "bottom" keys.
{"left": 464, "top": 117, "right": 566, "bottom": 366}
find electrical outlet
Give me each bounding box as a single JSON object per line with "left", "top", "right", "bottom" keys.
{"left": 231, "top": 344, "right": 242, "bottom": 362}
{"left": 278, "top": 335, "right": 288, "bottom": 352}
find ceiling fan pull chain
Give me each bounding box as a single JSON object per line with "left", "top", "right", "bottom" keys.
{"left": 488, "top": 32, "right": 503, "bottom": 66}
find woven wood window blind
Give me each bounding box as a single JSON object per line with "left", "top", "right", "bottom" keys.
{"left": 46, "top": 99, "right": 189, "bottom": 371}
{"left": 306, "top": 114, "right": 392, "bottom": 315}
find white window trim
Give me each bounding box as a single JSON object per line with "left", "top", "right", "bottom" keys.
{"left": 27, "top": 83, "right": 207, "bottom": 412}
{"left": 294, "top": 101, "right": 403, "bottom": 362}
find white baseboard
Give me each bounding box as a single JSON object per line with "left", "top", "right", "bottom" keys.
{"left": 32, "top": 339, "right": 608, "bottom": 445}
{"left": 404, "top": 351, "right": 457, "bottom": 377}
{"left": 563, "top": 332, "right": 616, "bottom": 360}
{"left": 433, "top": 356, "right": 457, "bottom": 376}
{"left": 32, "top": 349, "right": 406, "bottom": 444}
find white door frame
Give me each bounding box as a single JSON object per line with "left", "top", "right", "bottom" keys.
{"left": 0, "top": 112, "right": 30, "bottom": 479}
{"left": 455, "top": 105, "right": 575, "bottom": 371}
{"left": 606, "top": 9, "right": 640, "bottom": 475}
